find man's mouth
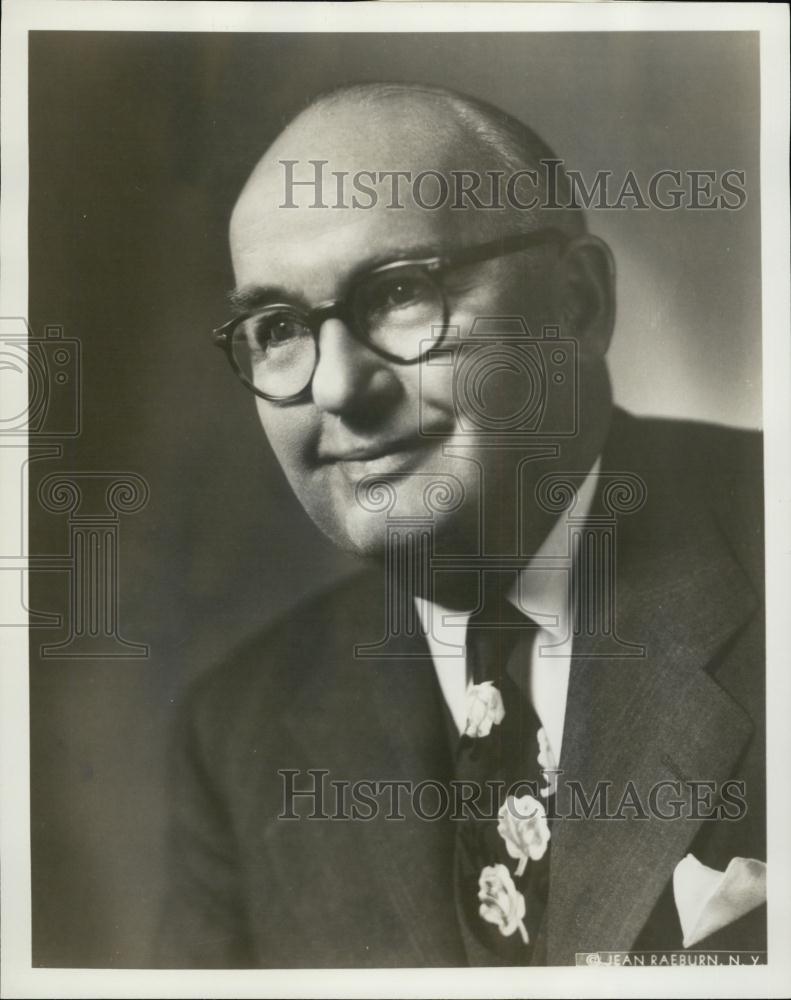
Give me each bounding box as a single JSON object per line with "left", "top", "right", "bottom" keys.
{"left": 317, "top": 433, "right": 446, "bottom": 478}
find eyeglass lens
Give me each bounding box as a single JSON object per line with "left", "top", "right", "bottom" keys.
{"left": 230, "top": 264, "right": 445, "bottom": 399}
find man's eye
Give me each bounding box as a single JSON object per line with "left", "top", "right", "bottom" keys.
{"left": 249, "top": 313, "right": 306, "bottom": 350}
{"left": 366, "top": 274, "right": 431, "bottom": 313}
{"left": 382, "top": 278, "right": 421, "bottom": 307}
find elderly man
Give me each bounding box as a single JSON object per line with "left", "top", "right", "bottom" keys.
{"left": 159, "top": 84, "right": 765, "bottom": 967}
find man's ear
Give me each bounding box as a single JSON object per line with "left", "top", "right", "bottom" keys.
{"left": 554, "top": 234, "right": 616, "bottom": 356}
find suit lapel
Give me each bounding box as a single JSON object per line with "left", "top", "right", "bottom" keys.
{"left": 545, "top": 424, "right": 760, "bottom": 964}
{"left": 355, "top": 635, "right": 466, "bottom": 966}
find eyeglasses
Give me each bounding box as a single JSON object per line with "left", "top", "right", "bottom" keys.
{"left": 212, "top": 228, "right": 567, "bottom": 403}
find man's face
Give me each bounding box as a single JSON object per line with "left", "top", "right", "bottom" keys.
{"left": 229, "top": 106, "right": 608, "bottom": 567}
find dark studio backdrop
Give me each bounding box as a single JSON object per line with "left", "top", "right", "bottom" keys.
{"left": 27, "top": 31, "right": 761, "bottom": 967}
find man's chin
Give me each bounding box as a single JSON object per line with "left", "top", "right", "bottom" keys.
{"left": 327, "top": 510, "right": 400, "bottom": 562}
{"left": 312, "top": 502, "right": 479, "bottom": 567}
{"left": 324, "top": 521, "right": 389, "bottom": 562}
{"left": 296, "top": 459, "right": 482, "bottom": 562}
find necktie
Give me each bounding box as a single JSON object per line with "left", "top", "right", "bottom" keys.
{"left": 453, "top": 578, "right": 552, "bottom": 964}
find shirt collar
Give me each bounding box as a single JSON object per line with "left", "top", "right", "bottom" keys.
{"left": 509, "top": 455, "right": 601, "bottom": 635}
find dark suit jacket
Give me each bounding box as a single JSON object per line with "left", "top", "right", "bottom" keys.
{"left": 157, "top": 408, "right": 766, "bottom": 967}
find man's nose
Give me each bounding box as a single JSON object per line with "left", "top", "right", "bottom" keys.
{"left": 310, "top": 318, "right": 401, "bottom": 417}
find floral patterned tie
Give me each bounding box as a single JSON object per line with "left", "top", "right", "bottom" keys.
{"left": 453, "top": 577, "right": 554, "bottom": 964}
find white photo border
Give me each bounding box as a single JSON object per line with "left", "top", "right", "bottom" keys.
{"left": 1, "top": 3, "right": 789, "bottom": 998}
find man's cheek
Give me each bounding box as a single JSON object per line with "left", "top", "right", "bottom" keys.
{"left": 258, "top": 409, "right": 314, "bottom": 473}
{"left": 412, "top": 367, "right": 456, "bottom": 431}
{"left": 285, "top": 469, "right": 352, "bottom": 546}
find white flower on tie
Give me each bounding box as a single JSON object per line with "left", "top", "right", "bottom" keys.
{"left": 478, "top": 863, "right": 529, "bottom": 944}
{"left": 497, "top": 794, "right": 551, "bottom": 877}
{"left": 464, "top": 681, "right": 505, "bottom": 738}
{"left": 537, "top": 727, "right": 559, "bottom": 798}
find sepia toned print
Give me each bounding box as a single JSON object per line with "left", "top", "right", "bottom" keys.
{"left": 4, "top": 10, "right": 786, "bottom": 996}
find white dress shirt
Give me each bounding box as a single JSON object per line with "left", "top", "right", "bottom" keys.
{"left": 414, "top": 459, "right": 601, "bottom": 765}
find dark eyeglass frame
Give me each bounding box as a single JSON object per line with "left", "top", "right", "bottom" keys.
{"left": 212, "top": 227, "right": 568, "bottom": 403}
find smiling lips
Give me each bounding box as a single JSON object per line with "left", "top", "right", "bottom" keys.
{"left": 318, "top": 432, "right": 447, "bottom": 477}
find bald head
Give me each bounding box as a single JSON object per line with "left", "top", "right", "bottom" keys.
{"left": 299, "top": 81, "right": 581, "bottom": 192}
{"left": 224, "top": 81, "right": 614, "bottom": 564}
{"left": 231, "top": 82, "right": 586, "bottom": 246}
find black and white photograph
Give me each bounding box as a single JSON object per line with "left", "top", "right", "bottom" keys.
{"left": 1, "top": 2, "right": 789, "bottom": 997}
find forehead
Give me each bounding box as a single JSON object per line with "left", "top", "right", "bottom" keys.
{"left": 229, "top": 101, "right": 489, "bottom": 298}
{"left": 231, "top": 192, "right": 465, "bottom": 294}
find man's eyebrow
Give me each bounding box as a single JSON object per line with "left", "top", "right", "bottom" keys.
{"left": 227, "top": 243, "right": 451, "bottom": 314}
{"left": 227, "top": 284, "right": 294, "bottom": 313}
{"left": 361, "top": 241, "right": 446, "bottom": 270}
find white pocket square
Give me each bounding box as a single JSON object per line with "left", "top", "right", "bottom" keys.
{"left": 673, "top": 853, "right": 766, "bottom": 948}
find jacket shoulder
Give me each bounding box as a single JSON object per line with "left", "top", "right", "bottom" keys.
{"left": 612, "top": 408, "right": 762, "bottom": 478}
{"left": 611, "top": 409, "right": 764, "bottom": 587}
{"left": 178, "top": 569, "right": 383, "bottom": 748}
